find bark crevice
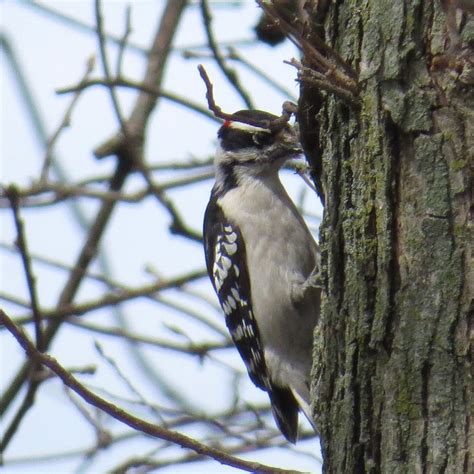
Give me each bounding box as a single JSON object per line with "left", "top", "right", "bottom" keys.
{"left": 306, "top": 1, "right": 472, "bottom": 472}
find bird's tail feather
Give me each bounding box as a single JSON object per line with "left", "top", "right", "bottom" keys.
{"left": 269, "top": 386, "right": 299, "bottom": 444}
{"left": 291, "top": 386, "right": 318, "bottom": 433}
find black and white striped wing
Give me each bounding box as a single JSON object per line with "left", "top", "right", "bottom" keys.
{"left": 203, "top": 195, "right": 269, "bottom": 390}
{"left": 203, "top": 194, "right": 300, "bottom": 442}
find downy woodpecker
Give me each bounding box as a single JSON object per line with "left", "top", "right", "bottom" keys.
{"left": 203, "top": 110, "right": 320, "bottom": 442}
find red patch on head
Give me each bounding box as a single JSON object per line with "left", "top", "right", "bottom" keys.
{"left": 223, "top": 120, "right": 232, "bottom": 128}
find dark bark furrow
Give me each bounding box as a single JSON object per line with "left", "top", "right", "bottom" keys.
{"left": 307, "top": 1, "right": 472, "bottom": 472}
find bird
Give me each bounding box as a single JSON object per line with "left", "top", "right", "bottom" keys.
{"left": 203, "top": 109, "right": 321, "bottom": 443}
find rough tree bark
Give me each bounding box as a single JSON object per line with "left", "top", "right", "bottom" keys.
{"left": 299, "top": 1, "right": 473, "bottom": 472}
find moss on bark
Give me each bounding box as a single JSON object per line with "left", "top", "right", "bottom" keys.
{"left": 301, "top": 1, "right": 473, "bottom": 472}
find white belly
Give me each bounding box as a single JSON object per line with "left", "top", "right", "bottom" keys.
{"left": 219, "top": 174, "right": 320, "bottom": 392}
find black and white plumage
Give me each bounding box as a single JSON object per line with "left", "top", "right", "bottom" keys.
{"left": 203, "top": 110, "right": 320, "bottom": 442}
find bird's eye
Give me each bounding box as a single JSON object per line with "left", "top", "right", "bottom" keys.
{"left": 253, "top": 132, "right": 274, "bottom": 148}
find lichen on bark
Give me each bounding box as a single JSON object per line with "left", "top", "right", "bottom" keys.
{"left": 300, "top": 1, "right": 473, "bottom": 472}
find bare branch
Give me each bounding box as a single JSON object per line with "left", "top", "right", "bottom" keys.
{"left": 0, "top": 169, "right": 213, "bottom": 208}
{"left": 94, "top": 0, "right": 187, "bottom": 159}
{"left": 35, "top": 365, "right": 96, "bottom": 382}
{"left": 94, "top": 342, "right": 165, "bottom": 423}
{"left": 286, "top": 58, "right": 360, "bottom": 108}
{"left": 56, "top": 77, "right": 218, "bottom": 122}
{"left": 116, "top": 5, "right": 132, "bottom": 78}
{"left": 4, "top": 185, "right": 43, "bottom": 351}
{"left": 198, "top": 64, "right": 297, "bottom": 131}
{"left": 197, "top": 64, "right": 237, "bottom": 122}
{"left": 94, "top": 0, "right": 128, "bottom": 137}
{"left": 65, "top": 387, "right": 113, "bottom": 448}
{"left": 255, "top": 0, "right": 359, "bottom": 105}
{"left": 199, "top": 0, "right": 253, "bottom": 109}
{"left": 183, "top": 48, "right": 297, "bottom": 99}
{"left": 71, "top": 320, "right": 231, "bottom": 356}
{"left": 2, "top": 3, "right": 323, "bottom": 469}
{"left": 0, "top": 309, "right": 305, "bottom": 474}
{"left": 3, "top": 432, "right": 139, "bottom": 466}
{"left": 9, "top": 269, "right": 207, "bottom": 325}
{"left": 0, "top": 160, "right": 133, "bottom": 450}
{"left": 1, "top": 0, "right": 188, "bottom": 421}
{"left": 39, "top": 56, "right": 95, "bottom": 183}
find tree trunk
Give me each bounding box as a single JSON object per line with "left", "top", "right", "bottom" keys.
{"left": 300, "top": 1, "right": 473, "bottom": 472}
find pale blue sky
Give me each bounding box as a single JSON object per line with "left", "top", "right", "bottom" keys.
{"left": 1, "top": 2, "right": 323, "bottom": 472}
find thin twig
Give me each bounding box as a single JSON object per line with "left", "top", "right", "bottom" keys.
{"left": 1, "top": 0, "right": 187, "bottom": 422}
{"left": 94, "top": 0, "right": 128, "bottom": 139}
{"left": 65, "top": 387, "right": 113, "bottom": 448}
{"left": 0, "top": 292, "right": 30, "bottom": 309}
{"left": 34, "top": 365, "right": 96, "bottom": 382}
{"left": 227, "top": 46, "right": 297, "bottom": 100}
{"left": 39, "top": 56, "right": 95, "bottom": 183}
{"left": 198, "top": 64, "right": 296, "bottom": 131}
{"left": 56, "top": 77, "right": 218, "bottom": 122}
{"left": 25, "top": 1, "right": 254, "bottom": 55}
{"left": 0, "top": 185, "right": 47, "bottom": 456}
{"left": 183, "top": 48, "right": 297, "bottom": 99}
{"left": 0, "top": 160, "right": 133, "bottom": 451}
{"left": 134, "top": 162, "right": 203, "bottom": 241}
{"left": 94, "top": 342, "right": 165, "bottom": 423}
{"left": 199, "top": 0, "right": 253, "bottom": 108}
{"left": 0, "top": 309, "right": 305, "bottom": 474}
{"left": 4, "top": 186, "right": 43, "bottom": 351}
{"left": 71, "top": 320, "right": 231, "bottom": 356}
{"left": 286, "top": 58, "right": 359, "bottom": 108}
{"left": 94, "top": 0, "right": 187, "bottom": 159}
{"left": 116, "top": 5, "right": 132, "bottom": 78}
{"left": 197, "top": 64, "right": 237, "bottom": 121}
{"left": 255, "top": 0, "right": 359, "bottom": 104}
{"left": 155, "top": 292, "right": 226, "bottom": 337}
{"left": 10, "top": 269, "right": 207, "bottom": 325}
{"left": 0, "top": 169, "right": 213, "bottom": 208}
{"left": 3, "top": 432, "right": 139, "bottom": 466}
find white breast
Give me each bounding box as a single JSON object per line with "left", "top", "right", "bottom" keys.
{"left": 218, "top": 172, "right": 319, "bottom": 393}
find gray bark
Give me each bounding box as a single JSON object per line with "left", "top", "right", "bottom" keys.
{"left": 300, "top": 1, "right": 473, "bottom": 472}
